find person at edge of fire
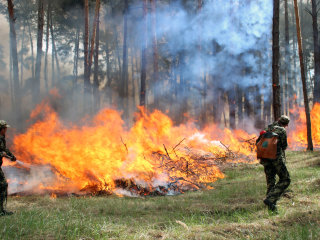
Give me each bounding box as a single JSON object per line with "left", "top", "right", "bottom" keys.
{"left": 0, "top": 120, "right": 16, "bottom": 216}
{"left": 256, "top": 115, "right": 291, "bottom": 213}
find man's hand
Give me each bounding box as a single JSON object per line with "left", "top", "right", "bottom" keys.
{"left": 1, "top": 151, "right": 6, "bottom": 157}
{"left": 11, "top": 155, "right": 16, "bottom": 162}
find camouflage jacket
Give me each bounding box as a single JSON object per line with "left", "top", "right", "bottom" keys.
{"left": 0, "top": 135, "right": 15, "bottom": 166}
{"left": 265, "top": 121, "right": 288, "bottom": 158}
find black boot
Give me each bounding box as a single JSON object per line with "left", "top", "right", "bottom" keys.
{"left": 0, "top": 210, "right": 13, "bottom": 216}
{"left": 0, "top": 186, "right": 12, "bottom": 216}
{"left": 263, "top": 199, "right": 278, "bottom": 213}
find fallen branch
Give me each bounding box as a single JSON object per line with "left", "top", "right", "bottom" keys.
{"left": 120, "top": 137, "right": 128, "bottom": 153}
{"left": 173, "top": 138, "right": 186, "bottom": 151}
{"left": 163, "top": 144, "right": 171, "bottom": 160}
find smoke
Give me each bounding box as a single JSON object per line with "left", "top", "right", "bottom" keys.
{"left": 3, "top": 164, "right": 56, "bottom": 194}
{"left": 0, "top": 0, "right": 274, "bottom": 128}
{"left": 141, "top": 0, "right": 273, "bottom": 108}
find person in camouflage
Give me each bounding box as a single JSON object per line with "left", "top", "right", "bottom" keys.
{"left": 259, "top": 115, "right": 291, "bottom": 212}
{"left": 0, "top": 120, "right": 16, "bottom": 216}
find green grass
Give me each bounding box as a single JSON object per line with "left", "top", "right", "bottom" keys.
{"left": 1, "top": 151, "right": 319, "bottom": 239}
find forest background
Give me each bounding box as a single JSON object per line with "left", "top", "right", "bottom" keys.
{"left": 0, "top": 0, "right": 318, "bottom": 135}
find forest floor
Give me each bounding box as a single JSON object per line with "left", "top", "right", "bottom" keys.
{"left": 0, "top": 151, "right": 319, "bottom": 240}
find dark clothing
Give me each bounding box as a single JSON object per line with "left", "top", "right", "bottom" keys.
{"left": 260, "top": 158, "right": 291, "bottom": 204}
{"left": 0, "top": 135, "right": 15, "bottom": 166}
{"left": 0, "top": 135, "right": 15, "bottom": 213}
{"left": 258, "top": 121, "right": 291, "bottom": 205}
{"left": 0, "top": 169, "right": 8, "bottom": 212}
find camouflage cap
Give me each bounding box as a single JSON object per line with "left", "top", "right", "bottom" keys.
{"left": 278, "top": 115, "right": 290, "bottom": 125}
{"left": 0, "top": 120, "right": 10, "bottom": 128}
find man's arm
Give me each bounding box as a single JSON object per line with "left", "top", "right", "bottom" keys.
{"left": 4, "top": 148, "right": 15, "bottom": 160}
{"left": 279, "top": 128, "right": 288, "bottom": 150}
{"left": 0, "top": 139, "right": 16, "bottom": 161}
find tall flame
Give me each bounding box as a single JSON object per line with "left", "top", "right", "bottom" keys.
{"left": 288, "top": 103, "right": 320, "bottom": 149}
{"left": 9, "top": 101, "right": 256, "bottom": 195}
{"left": 6, "top": 99, "right": 319, "bottom": 196}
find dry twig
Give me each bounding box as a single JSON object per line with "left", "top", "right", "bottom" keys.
{"left": 120, "top": 137, "right": 128, "bottom": 153}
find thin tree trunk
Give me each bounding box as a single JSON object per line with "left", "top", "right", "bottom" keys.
{"left": 284, "top": 0, "right": 290, "bottom": 114}
{"left": 150, "top": 0, "right": 159, "bottom": 108}
{"left": 140, "top": 0, "right": 147, "bottom": 107}
{"left": 20, "top": 21, "right": 26, "bottom": 85}
{"left": 198, "top": 0, "right": 207, "bottom": 125}
{"left": 131, "top": 48, "right": 136, "bottom": 109}
{"left": 93, "top": 6, "right": 100, "bottom": 112}
{"left": 272, "top": 0, "right": 281, "bottom": 120}
{"left": 311, "top": 0, "right": 320, "bottom": 103}
{"left": 292, "top": 6, "right": 299, "bottom": 106}
{"left": 44, "top": 1, "right": 50, "bottom": 93}
{"left": 34, "top": 0, "right": 44, "bottom": 105}
{"left": 293, "top": 0, "right": 313, "bottom": 151}
{"left": 84, "top": 0, "right": 90, "bottom": 98}
{"left": 7, "top": 0, "right": 21, "bottom": 124}
{"left": 105, "top": 38, "right": 111, "bottom": 87}
{"left": 73, "top": 26, "right": 80, "bottom": 92}
{"left": 50, "top": 12, "right": 60, "bottom": 81}
{"left": 27, "top": 19, "right": 35, "bottom": 82}
{"left": 112, "top": 22, "right": 122, "bottom": 81}
{"left": 9, "top": 46, "right": 14, "bottom": 108}
{"left": 51, "top": 30, "right": 55, "bottom": 86}
{"left": 105, "top": 37, "right": 112, "bottom": 104}
{"left": 121, "top": 0, "right": 129, "bottom": 114}
{"left": 88, "top": 0, "right": 101, "bottom": 76}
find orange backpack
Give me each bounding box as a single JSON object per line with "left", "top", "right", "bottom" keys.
{"left": 256, "top": 131, "right": 279, "bottom": 160}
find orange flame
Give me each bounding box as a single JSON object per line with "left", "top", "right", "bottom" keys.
{"left": 10, "top": 101, "right": 257, "bottom": 195}
{"left": 288, "top": 103, "right": 320, "bottom": 149}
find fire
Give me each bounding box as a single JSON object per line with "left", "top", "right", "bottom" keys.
{"left": 50, "top": 193, "right": 57, "bottom": 199}
{"left": 288, "top": 103, "right": 320, "bottom": 149}
{"left": 8, "top": 101, "right": 256, "bottom": 196}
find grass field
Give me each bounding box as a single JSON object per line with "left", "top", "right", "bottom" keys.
{"left": 0, "top": 151, "right": 319, "bottom": 240}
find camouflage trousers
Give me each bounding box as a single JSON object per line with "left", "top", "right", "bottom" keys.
{"left": 0, "top": 168, "right": 8, "bottom": 212}
{"left": 260, "top": 157, "right": 291, "bottom": 204}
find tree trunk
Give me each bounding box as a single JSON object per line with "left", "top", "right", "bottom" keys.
{"left": 111, "top": 21, "right": 122, "bottom": 82}
{"left": 131, "top": 48, "right": 136, "bottom": 109}
{"left": 27, "top": 19, "right": 35, "bottom": 83}
{"left": 44, "top": 1, "right": 50, "bottom": 93}
{"left": 311, "top": 0, "right": 320, "bottom": 103}
{"left": 88, "top": 0, "right": 101, "bottom": 76}
{"left": 284, "top": 0, "right": 290, "bottom": 114}
{"left": 291, "top": 6, "right": 299, "bottom": 107}
{"left": 93, "top": 6, "right": 100, "bottom": 112}
{"left": 150, "top": 0, "right": 159, "bottom": 108}
{"left": 73, "top": 26, "right": 80, "bottom": 93}
{"left": 34, "top": 0, "right": 44, "bottom": 105}
{"left": 9, "top": 47, "right": 14, "bottom": 108}
{"left": 84, "top": 0, "right": 90, "bottom": 98}
{"left": 51, "top": 28, "right": 55, "bottom": 86}
{"left": 7, "top": 0, "right": 21, "bottom": 124}
{"left": 140, "top": 0, "right": 148, "bottom": 107}
{"left": 105, "top": 37, "right": 111, "bottom": 87}
{"left": 50, "top": 11, "right": 60, "bottom": 82}
{"left": 272, "top": 0, "right": 281, "bottom": 120}
{"left": 293, "top": 0, "right": 313, "bottom": 151}
{"left": 121, "top": 0, "right": 129, "bottom": 114}
{"left": 20, "top": 21, "right": 26, "bottom": 85}
{"left": 197, "top": 0, "right": 206, "bottom": 125}
{"left": 104, "top": 23, "right": 112, "bottom": 105}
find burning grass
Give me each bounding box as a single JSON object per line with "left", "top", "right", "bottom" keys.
{"left": 0, "top": 151, "right": 319, "bottom": 239}
{"left": 5, "top": 101, "right": 256, "bottom": 197}
{"left": 2, "top": 97, "right": 319, "bottom": 197}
